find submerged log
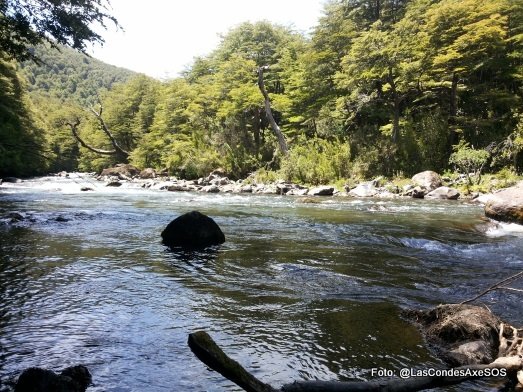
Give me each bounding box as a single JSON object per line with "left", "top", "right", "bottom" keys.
{"left": 188, "top": 331, "right": 278, "bottom": 392}
{"left": 188, "top": 328, "right": 523, "bottom": 392}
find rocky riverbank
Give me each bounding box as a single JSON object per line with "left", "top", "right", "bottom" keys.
{"left": 2, "top": 164, "right": 522, "bottom": 225}
{"left": 86, "top": 164, "right": 466, "bottom": 200}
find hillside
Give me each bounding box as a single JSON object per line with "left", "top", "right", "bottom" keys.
{"left": 18, "top": 44, "right": 137, "bottom": 105}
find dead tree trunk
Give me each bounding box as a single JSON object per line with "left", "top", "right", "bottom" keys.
{"left": 65, "top": 105, "right": 130, "bottom": 161}
{"left": 188, "top": 331, "right": 278, "bottom": 392}
{"left": 188, "top": 330, "right": 523, "bottom": 392}
{"left": 257, "top": 66, "right": 288, "bottom": 155}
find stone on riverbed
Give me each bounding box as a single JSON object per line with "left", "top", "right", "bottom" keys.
{"left": 2, "top": 177, "right": 22, "bottom": 183}
{"left": 348, "top": 182, "right": 377, "bottom": 197}
{"left": 484, "top": 181, "right": 523, "bottom": 225}
{"left": 425, "top": 186, "right": 460, "bottom": 200}
{"left": 100, "top": 163, "right": 140, "bottom": 179}
{"left": 411, "top": 170, "right": 442, "bottom": 191}
{"left": 309, "top": 186, "right": 334, "bottom": 196}
{"left": 161, "top": 211, "right": 225, "bottom": 249}
{"left": 139, "top": 168, "right": 157, "bottom": 179}
{"left": 403, "top": 304, "right": 501, "bottom": 366}
{"left": 15, "top": 365, "right": 91, "bottom": 392}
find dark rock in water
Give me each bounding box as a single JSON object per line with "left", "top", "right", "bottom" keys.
{"left": 161, "top": 211, "right": 225, "bottom": 249}
{"left": 15, "top": 365, "right": 91, "bottom": 392}
{"left": 167, "top": 184, "right": 190, "bottom": 192}
{"left": 309, "top": 186, "right": 334, "bottom": 196}
{"left": 484, "top": 181, "right": 523, "bottom": 224}
{"left": 296, "top": 197, "right": 322, "bottom": 204}
{"left": 2, "top": 177, "right": 21, "bottom": 183}
{"left": 202, "top": 184, "right": 220, "bottom": 193}
{"left": 410, "top": 186, "right": 426, "bottom": 199}
{"left": 7, "top": 212, "right": 25, "bottom": 222}
{"left": 106, "top": 181, "right": 122, "bottom": 187}
{"left": 80, "top": 187, "right": 93, "bottom": 192}
{"left": 54, "top": 216, "right": 69, "bottom": 222}
{"left": 403, "top": 304, "right": 501, "bottom": 366}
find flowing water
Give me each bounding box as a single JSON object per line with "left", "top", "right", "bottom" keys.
{"left": 1, "top": 174, "right": 522, "bottom": 391}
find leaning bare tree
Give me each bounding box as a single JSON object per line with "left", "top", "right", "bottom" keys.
{"left": 257, "top": 65, "right": 288, "bottom": 155}
{"left": 65, "top": 104, "right": 129, "bottom": 162}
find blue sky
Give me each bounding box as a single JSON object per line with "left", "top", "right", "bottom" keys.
{"left": 89, "top": 0, "right": 326, "bottom": 79}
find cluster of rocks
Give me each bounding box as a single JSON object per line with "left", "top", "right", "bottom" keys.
{"left": 93, "top": 165, "right": 461, "bottom": 200}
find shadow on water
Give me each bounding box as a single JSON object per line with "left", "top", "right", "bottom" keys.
{"left": 162, "top": 246, "right": 222, "bottom": 274}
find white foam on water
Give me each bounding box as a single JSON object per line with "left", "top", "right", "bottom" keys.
{"left": 399, "top": 237, "right": 453, "bottom": 253}
{"left": 486, "top": 221, "right": 523, "bottom": 237}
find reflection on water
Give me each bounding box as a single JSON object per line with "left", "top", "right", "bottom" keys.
{"left": 1, "top": 176, "right": 522, "bottom": 391}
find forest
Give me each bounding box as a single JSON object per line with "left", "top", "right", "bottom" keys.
{"left": 1, "top": 0, "right": 522, "bottom": 184}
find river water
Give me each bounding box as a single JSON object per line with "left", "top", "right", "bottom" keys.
{"left": 1, "top": 174, "right": 522, "bottom": 391}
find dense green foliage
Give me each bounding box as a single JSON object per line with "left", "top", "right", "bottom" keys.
{"left": 2, "top": 0, "right": 523, "bottom": 182}
{"left": 0, "top": 57, "right": 48, "bottom": 176}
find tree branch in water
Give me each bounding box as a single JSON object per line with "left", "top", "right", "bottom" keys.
{"left": 460, "top": 270, "right": 523, "bottom": 305}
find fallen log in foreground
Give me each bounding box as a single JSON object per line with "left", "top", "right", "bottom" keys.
{"left": 188, "top": 331, "right": 278, "bottom": 392}
{"left": 188, "top": 330, "right": 523, "bottom": 392}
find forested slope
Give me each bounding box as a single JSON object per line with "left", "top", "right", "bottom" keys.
{"left": 19, "top": 44, "right": 135, "bottom": 105}
{"left": 0, "top": 44, "right": 136, "bottom": 176}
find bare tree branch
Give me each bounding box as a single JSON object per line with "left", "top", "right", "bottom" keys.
{"left": 188, "top": 331, "right": 278, "bottom": 392}
{"left": 460, "top": 270, "right": 523, "bottom": 305}
{"left": 89, "top": 105, "right": 130, "bottom": 157}
{"left": 257, "top": 66, "right": 288, "bottom": 155}
{"left": 65, "top": 118, "right": 118, "bottom": 155}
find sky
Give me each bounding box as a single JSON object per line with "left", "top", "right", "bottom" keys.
{"left": 88, "top": 0, "right": 326, "bottom": 79}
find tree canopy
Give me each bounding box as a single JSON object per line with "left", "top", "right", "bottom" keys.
{"left": 0, "top": 0, "right": 119, "bottom": 62}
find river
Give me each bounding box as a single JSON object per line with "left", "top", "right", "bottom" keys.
{"left": 1, "top": 174, "right": 522, "bottom": 391}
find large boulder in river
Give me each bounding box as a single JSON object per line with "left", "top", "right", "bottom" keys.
{"left": 348, "top": 182, "right": 377, "bottom": 197}
{"left": 15, "top": 365, "right": 91, "bottom": 392}
{"left": 139, "top": 168, "right": 156, "bottom": 179}
{"left": 161, "top": 211, "right": 225, "bottom": 249}
{"left": 100, "top": 164, "right": 140, "bottom": 179}
{"left": 484, "top": 181, "right": 523, "bottom": 225}
{"left": 411, "top": 170, "right": 442, "bottom": 191}
{"left": 309, "top": 186, "right": 334, "bottom": 196}
{"left": 425, "top": 186, "right": 460, "bottom": 200}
